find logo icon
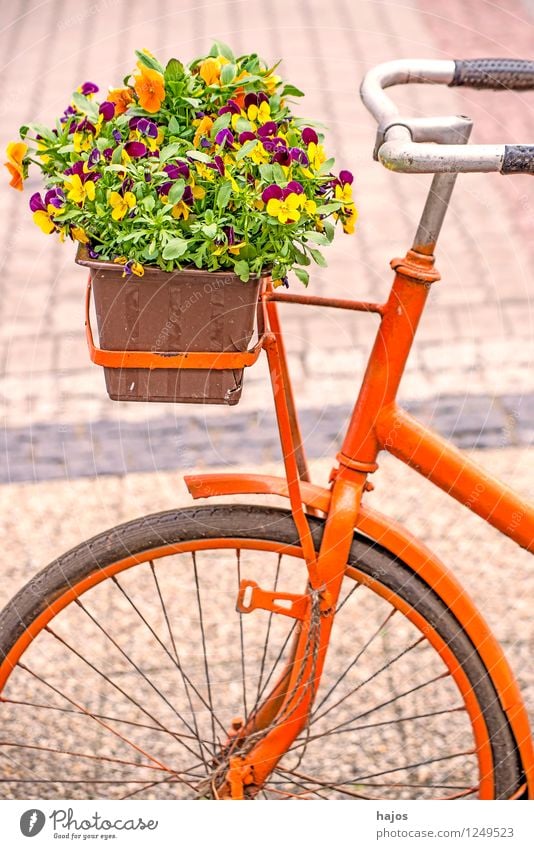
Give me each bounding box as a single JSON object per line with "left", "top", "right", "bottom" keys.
{"left": 20, "top": 809, "right": 46, "bottom": 837}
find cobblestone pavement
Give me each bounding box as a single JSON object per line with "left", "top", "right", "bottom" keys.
{"left": 0, "top": 0, "right": 533, "bottom": 481}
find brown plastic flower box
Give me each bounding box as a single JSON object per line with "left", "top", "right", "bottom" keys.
{"left": 77, "top": 248, "right": 268, "bottom": 405}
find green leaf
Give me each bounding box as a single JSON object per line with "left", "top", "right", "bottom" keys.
{"left": 318, "top": 157, "right": 335, "bottom": 176}
{"left": 204, "top": 208, "right": 214, "bottom": 225}
{"left": 323, "top": 220, "right": 335, "bottom": 242}
{"left": 294, "top": 267, "right": 310, "bottom": 286}
{"left": 162, "top": 238, "right": 189, "bottom": 260}
{"left": 235, "top": 117, "right": 253, "bottom": 134}
{"left": 292, "top": 246, "right": 311, "bottom": 266}
{"left": 71, "top": 92, "right": 99, "bottom": 121}
{"left": 309, "top": 248, "right": 328, "bottom": 268}
{"left": 259, "top": 164, "right": 275, "bottom": 183}
{"left": 217, "top": 180, "right": 232, "bottom": 210}
{"left": 220, "top": 63, "right": 236, "bottom": 85}
{"left": 202, "top": 223, "right": 217, "bottom": 239}
{"left": 168, "top": 179, "right": 185, "bottom": 204}
{"left": 26, "top": 123, "right": 57, "bottom": 142}
{"left": 185, "top": 149, "right": 211, "bottom": 163}
{"left": 57, "top": 144, "right": 75, "bottom": 154}
{"left": 168, "top": 116, "right": 181, "bottom": 135}
{"left": 111, "top": 144, "right": 124, "bottom": 164}
{"left": 236, "top": 139, "right": 258, "bottom": 161}
{"left": 135, "top": 50, "right": 164, "bottom": 74}
{"left": 303, "top": 230, "right": 331, "bottom": 246}
{"left": 272, "top": 164, "right": 286, "bottom": 184}
{"left": 315, "top": 202, "right": 342, "bottom": 215}
{"left": 281, "top": 84, "right": 305, "bottom": 98}
{"left": 211, "top": 112, "right": 232, "bottom": 135}
{"left": 234, "top": 260, "right": 250, "bottom": 282}
{"left": 159, "top": 142, "right": 183, "bottom": 162}
{"left": 165, "top": 58, "right": 184, "bottom": 81}
{"left": 210, "top": 41, "right": 235, "bottom": 61}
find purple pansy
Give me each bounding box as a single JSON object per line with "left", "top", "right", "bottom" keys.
{"left": 289, "top": 147, "right": 309, "bottom": 165}
{"left": 261, "top": 184, "right": 283, "bottom": 204}
{"left": 284, "top": 180, "right": 304, "bottom": 196}
{"left": 29, "top": 193, "right": 46, "bottom": 213}
{"left": 88, "top": 148, "right": 101, "bottom": 168}
{"left": 273, "top": 148, "right": 291, "bottom": 166}
{"left": 244, "top": 91, "right": 269, "bottom": 109}
{"left": 163, "top": 161, "right": 190, "bottom": 180}
{"left": 182, "top": 186, "right": 194, "bottom": 205}
{"left": 213, "top": 155, "right": 225, "bottom": 176}
{"left": 238, "top": 131, "right": 256, "bottom": 145}
{"left": 129, "top": 116, "right": 158, "bottom": 139}
{"left": 219, "top": 100, "right": 241, "bottom": 115}
{"left": 80, "top": 81, "right": 99, "bottom": 96}
{"left": 257, "top": 121, "right": 277, "bottom": 138}
{"left": 215, "top": 128, "right": 234, "bottom": 147}
{"left": 75, "top": 118, "right": 96, "bottom": 134}
{"left": 302, "top": 127, "right": 318, "bottom": 145}
{"left": 124, "top": 141, "right": 147, "bottom": 158}
{"left": 200, "top": 137, "right": 211, "bottom": 148}
{"left": 103, "top": 148, "right": 113, "bottom": 160}
{"left": 158, "top": 181, "right": 173, "bottom": 196}
{"left": 338, "top": 170, "right": 354, "bottom": 185}
{"left": 99, "top": 101, "right": 115, "bottom": 121}
{"left": 45, "top": 188, "right": 64, "bottom": 208}
{"left": 88, "top": 247, "right": 99, "bottom": 259}
{"left": 112, "top": 129, "right": 122, "bottom": 143}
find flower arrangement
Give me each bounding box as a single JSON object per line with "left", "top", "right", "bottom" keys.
{"left": 6, "top": 42, "right": 357, "bottom": 285}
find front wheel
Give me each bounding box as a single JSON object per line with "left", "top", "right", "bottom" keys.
{"left": 0, "top": 505, "right": 524, "bottom": 800}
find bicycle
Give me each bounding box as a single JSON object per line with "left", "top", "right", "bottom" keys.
{"left": 0, "top": 57, "right": 533, "bottom": 801}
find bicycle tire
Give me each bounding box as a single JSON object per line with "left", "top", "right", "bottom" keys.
{"left": 0, "top": 505, "right": 523, "bottom": 799}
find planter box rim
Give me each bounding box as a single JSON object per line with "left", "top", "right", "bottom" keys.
{"left": 75, "top": 245, "right": 272, "bottom": 281}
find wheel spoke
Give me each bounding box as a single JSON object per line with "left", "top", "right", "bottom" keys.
{"left": 192, "top": 552, "right": 217, "bottom": 753}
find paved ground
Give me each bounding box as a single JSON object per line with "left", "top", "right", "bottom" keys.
{"left": 0, "top": 0, "right": 533, "bottom": 480}
{"left": 0, "top": 451, "right": 531, "bottom": 798}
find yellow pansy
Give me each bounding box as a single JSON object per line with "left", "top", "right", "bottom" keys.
{"left": 266, "top": 192, "right": 301, "bottom": 224}
{"left": 307, "top": 142, "right": 326, "bottom": 171}
{"left": 342, "top": 206, "right": 358, "bottom": 234}
{"left": 131, "top": 262, "right": 144, "bottom": 277}
{"left": 64, "top": 174, "right": 96, "bottom": 205}
{"left": 70, "top": 226, "right": 89, "bottom": 243}
{"left": 171, "top": 200, "right": 190, "bottom": 220}
{"left": 335, "top": 183, "right": 353, "bottom": 204}
{"left": 73, "top": 132, "right": 93, "bottom": 153}
{"left": 108, "top": 190, "right": 136, "bottom": 220}
{"left": 33, "top": 210, "right": 55, "bottom": 234}
{"left": 198, "top": 55, "right": 228, "bottom": 85}
{"left": 247, "top": 101, "right": 271, "bottom": 124}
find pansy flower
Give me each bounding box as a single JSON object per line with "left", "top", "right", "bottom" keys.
{"left": 4, "top": 141, "right": 27, "bottom": 191}
{"left": 108, "top": 190, "right": 136, "bottom": 220}
{"left": 193, "top": 115, "right": 213, "bottom": 148}
{"left": 29, "top": 192, "right": 57, "bottom": 233}
{"left": 134, "top": 66, "right": 165, "bottom": 113}
{"left": 107, "top": 87, "right": 134, "bottom": 115}
{"left": 79, "top": 81, "right": 99, "bottom": 96}
{"left": 266, "top": 192, "right": 302, "bottom": 224}
{"left": 99, "top": 101, "right": 115, "bottom": 121}
{"left": 215, "top": 128, "right": 234, "bottom": 148}
{"left": 124, "top": 140, "right": 148, "bottom": 158}
{"left": 64, "top": 173, "right": 96, "bottom": 205}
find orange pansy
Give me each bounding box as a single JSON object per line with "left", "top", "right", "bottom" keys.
{"left": 5, "top": 141, "right": 27, "bottom": 191}
{"left": 107, "top": 87, "right": 134, "bottom": 116}
{"left": 134, "top": 67, "right": 165, "bottom": 114}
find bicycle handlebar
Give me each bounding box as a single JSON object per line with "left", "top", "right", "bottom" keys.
{"left": 360, "top": 59, "right": 534, "bottom": 175}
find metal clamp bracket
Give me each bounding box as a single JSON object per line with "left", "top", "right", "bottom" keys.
{"left": 236, "top": 580, "right": 310, "bottom": 620}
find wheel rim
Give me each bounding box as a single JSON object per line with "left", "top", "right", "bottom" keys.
{"left": 0, "top": 538, "right": 496, "bottom": 799}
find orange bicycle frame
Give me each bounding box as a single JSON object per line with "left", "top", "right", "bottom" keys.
{"left": 186, "top": 171, "right": 534, "bottom": 797}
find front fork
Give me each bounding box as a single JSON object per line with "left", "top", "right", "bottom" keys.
{"left": 220, "top": 472, "right": 366, "bottom": 798}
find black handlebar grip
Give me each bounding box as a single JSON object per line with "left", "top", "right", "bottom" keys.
{"left": 501, "top": 145, "right": 534, "bottom": 175}
{"left": 450, "top": 58, "right": 534, "bottom": 90}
